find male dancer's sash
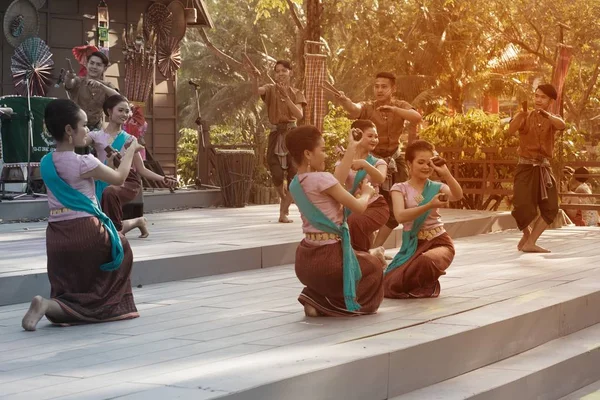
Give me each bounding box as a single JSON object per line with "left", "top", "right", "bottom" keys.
{"left": 41, "top": 153, "right": 124, "bottom": 271}
{"left": 94, "top": 131, "right": 130, "bottom": 202}
{"left": 384, "top": 179, "right": 442, "bottom": 275}
{"left": 289, "top": 175, "right": 362, "bottom": 312}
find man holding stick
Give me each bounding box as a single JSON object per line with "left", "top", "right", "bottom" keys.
{"left": 64, "top": 51, "right": 120, "bottom": 132}
{"left": 251, "top": 60, "right": 307, "bottom": 223}
{"left": 508, "top": 84, "right": 566, "bottom": 253}
{"left": 329, "top": 72, "right": 422, "bottom": 247}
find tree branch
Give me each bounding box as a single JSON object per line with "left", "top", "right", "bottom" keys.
{"left": 285, "top": 0, "right": 305, "bottom": 31}
{"left": 563, "top": 94, "right": 577, "bottom": 118}
{"left": 577, "top": 55, "right": 600, "bottom": 113}
{"left": 199, "top": 28, "right": 246, "bottom": 72}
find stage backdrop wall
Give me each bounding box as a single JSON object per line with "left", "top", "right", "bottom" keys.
{"left": 0, "top": 0, "right": 182, "bottom": 175}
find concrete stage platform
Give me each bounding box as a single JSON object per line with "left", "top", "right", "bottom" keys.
{"left": 0, "top": 227, "right": 599, "bottom": 400}
{"left": 0, "top": 187, "right": 221, "bottom": 222}
{"left": 0, "top": 205, "right": 516, "bottom": 306}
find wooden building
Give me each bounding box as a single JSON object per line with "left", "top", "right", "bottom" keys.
{"left": 0, "top": 0, "right": 213, "bottom": 176}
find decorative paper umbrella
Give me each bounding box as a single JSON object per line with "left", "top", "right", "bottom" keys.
{"left": 157, "top": 37, "right": 181, "bottom": 79}
{"left": 72, "top": 44, "right": 99, "bottom": 76}
{"left": 167, "top": 0, "right": 187, "bottom": 42}
{"left": 143, "top": 2, "right": 172, "bottom": 44}
{"left": 11, "top": 37, "right": 54, "bottom": 96}
{"left": 3, "top": 0, "right": 39, "bottom": 48}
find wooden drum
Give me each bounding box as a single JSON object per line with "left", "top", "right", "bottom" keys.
{"left": 214, "top": 149, "right": 255, "bottom": 208}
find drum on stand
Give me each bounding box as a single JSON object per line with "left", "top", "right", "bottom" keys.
{"left": 0, "top": 96, "right": 55, "bottom": 194}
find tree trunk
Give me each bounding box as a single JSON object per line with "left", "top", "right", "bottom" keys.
{"left": 297, "top": 0, "right": 322, "bottom": 87}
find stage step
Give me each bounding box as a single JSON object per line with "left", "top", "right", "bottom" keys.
{"left": 111, "top": 270, "right": 600, "bottom": 400}
{"left": 560, "top": 379, "right": 600, "bottom": 399}
{"left": 1, "top": 235, "right": 599, "bottom": 400}
{"left": 391, "top": 323, "right": 600, "bottom": 400}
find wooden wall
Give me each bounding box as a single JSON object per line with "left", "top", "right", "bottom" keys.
{"left": 0, "top": 0, "right": 178, "bottom": 175}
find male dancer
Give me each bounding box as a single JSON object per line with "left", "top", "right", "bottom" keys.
{"left": 508, "top": 84, "right": 566, "bottom": 253}
{"left": 64, "top": 51, "right": 120, "bottom": 131}
{"left": 336, "top": 72, "right": 422, "bottom": 247}
{"left": 253, "top": 60, "right": 307, "bottom": 223}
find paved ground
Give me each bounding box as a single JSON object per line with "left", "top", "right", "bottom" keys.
{"left": 0, "top": 227, "right": 598, "bottom": 400}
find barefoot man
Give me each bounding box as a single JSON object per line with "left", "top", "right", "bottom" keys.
{"left": 253, "top": 60, "right": 307, "bottom": 223}
{"left": 508, "top": 84, "right": 566, "bottom": 253}
{"left": 335, "top": 72, "right": 422, "bottom": 247}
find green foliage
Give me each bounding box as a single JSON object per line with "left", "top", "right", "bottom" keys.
{"left": 420, "top": 108, "right": 516, "bottom": 156}
{"left": 322, "top": 103, "right": 352, "bottom": 172}
{"left": 177, "top": 128, "right": 199, "bottom": 186}
{"left": 209, "top": 124, "right": 252, "bottom": 146}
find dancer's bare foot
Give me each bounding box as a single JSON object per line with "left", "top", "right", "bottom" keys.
{"left": 304, "top": 304, "right": 320, "bottom": 317}
{"left": 369, "top": 246, "right": 387, "bottom": 268}
{"left": 279, "top": 215, "right": 293, "bottom": 223}
{"left": 138, "top": 217, "right": 149, "bottom": 238}
{"left": 521, "top": 243, "right": 551, "bottom": 253}
{"left": 517, "top": 227, "right": 531, "bottom": 251}
{"left": 22, "top": 296, "right": 48, "bottom": 331}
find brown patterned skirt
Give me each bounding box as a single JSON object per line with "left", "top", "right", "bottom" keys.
{"left": 384, "top": 232, "right": 454, "bottom": 299}
{"left": 348, "top": 195, "right": 390, "bottom": 252}
{"left": 46, "top": 217, "right": 138, "bottom": 324}
{"left": 101, "top": 169, "right": 142, "bottom": 231}
{"left": 295, "top": 239, "right": 384, "bottom": 316}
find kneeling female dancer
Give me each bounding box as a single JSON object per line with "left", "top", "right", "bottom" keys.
{"left": 383, "top": 140, "right": 463, "bottom": 298}
{"left": 22, "top": 99, "right": 143, "bottom": 331}
{"left": 22, "top": 100, "right": 143, "bottom": 331}
{"left": 286, "top": 125, "right": 385, "bottom": 317}
{"left": 334, "top": 119, "right": 389, "bottom": 257}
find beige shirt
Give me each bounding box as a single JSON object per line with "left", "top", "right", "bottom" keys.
{"left": 358, "top": 98, "right": 414, "bottom": 157}
{"left": 67, "top": 77, "right": 116, "bottom": 127}
{"left": 261, "top": 84, "right": 307, "bottom": 125}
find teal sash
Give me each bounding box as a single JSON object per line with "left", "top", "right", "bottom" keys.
{"left": 350, "top": 154, "right": 379, "bottom": 195}
{"left": 41, "top": 153, "right": 125, "bottom": 271}
{"left": 384, "top": 179, "right": 442, "bottom": 275}
{"left": 289, "top": 175, "right": 362, "bottom": 312}
{"left": 94, "top": 131, "right": 130, "bottom": 203}
{"left": 345, "top": 154, "right": 379, "bottom": 218}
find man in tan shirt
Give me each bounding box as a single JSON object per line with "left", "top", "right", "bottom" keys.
{"left": 65, "top": 51, "right": 120, "bottom": 131}
{"left": 253, "top": 60, "right": 307, "bottom": 223}
{"left": 336, "top": 72, "right": 422, "bottom": 247}
{"left": 508, "top": 84, "right": 566, "bottom": 253}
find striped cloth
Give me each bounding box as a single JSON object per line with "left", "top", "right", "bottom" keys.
{"left": 550, "top": 44, "right": 573, "bottom": 115}
{"left": 304, "top": 54, "right": 327, "bottom": 131}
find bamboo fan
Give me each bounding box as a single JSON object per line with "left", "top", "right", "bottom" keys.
{"left": 11, "top": 37, "right": 54, "bottom": 96}
{"left": 122, "top": 16, "right": 157, "bottom": 104}
{"left": 157, "top": 37, "right": 181, "bottom": 79}
{"left": 167, "top": 0, "right": 186, "bottom": 42}
{"left": 143, "top": 2, "right": 172, "bottom": 45}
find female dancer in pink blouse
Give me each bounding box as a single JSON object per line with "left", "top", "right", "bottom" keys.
{"left": 286, "top": 125, "right": 384, "bottom": 317}
{"left": 334, "top": 119, "right": 389, "bottom": 257}
{"left": 384, "top": 140, "right": 463, "bottom": 298}
{"left": 22, "top": 99, "right": 143, "bottom": 331}
{"left": 85, "top": 95, "right": 175, "bottom": 237}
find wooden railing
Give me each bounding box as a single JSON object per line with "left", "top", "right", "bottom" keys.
{"left": 436, "top": 146, "right": 600, "bottom": 211}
